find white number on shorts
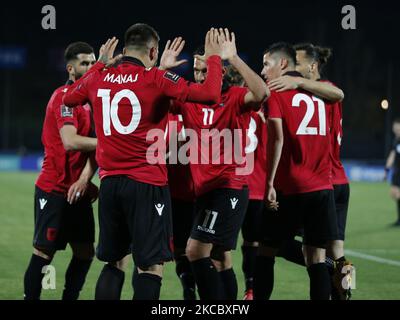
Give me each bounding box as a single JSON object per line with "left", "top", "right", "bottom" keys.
{"left": 292, "top": 93, "right": 326, "bottom": 136}
{"left": 202, "top": 108, "right": 214, "bottom": 126}
{"left": 202, "top": 210, "right": 218, "bottom": 231}
{"left": 97, "top": 89, "right": 142, "bottom": 136}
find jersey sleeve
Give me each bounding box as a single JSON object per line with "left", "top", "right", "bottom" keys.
{"left": 155, "top": 55, "right": 222, "bottom": 104}
{"left": 267, "top": 92, "right": 283, "bottom": 119}
{"left": 231, "top": 87, "right": 250, "bottom": 114}
{"left": 50, "top": 90, "right": 79, "bottom": 130}
{"left": 63, "top": 61, "right": 105, "bottom": 107}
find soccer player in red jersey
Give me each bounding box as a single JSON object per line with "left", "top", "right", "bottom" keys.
{"left": 267, "top": 43, "right": 352, "bottom": 299}
{"left": 167, "top": 113, "right": 197, "bottom": 300}
{"left": 171, "top": 29, "right": 269, "bottom": 300}
{"left": 239, "top": 110, "right": 267, "bottom": 300}
{"left": 254, "top": 42, "right": 338, "bottom": 300}
{"left": 63, "top": 24, "right": 225, "bottom": 300}
{"left": 23, "top": 42, "right": 98, "bottom": 300}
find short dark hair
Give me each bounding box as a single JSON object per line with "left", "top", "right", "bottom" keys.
{"left": 193, "top": 45, "right": 205, "bottom": 56}
{"left": 124, "top": 23, "right": 160, "bottom": 50}
{"left": 64, "top": 42, "right": 94, "bottom": 63}
{"left": 264, "top": 42, "right": 297, "bottom": 66}
{"left": 294, "top": 43, "right": 332, "bottom": 74}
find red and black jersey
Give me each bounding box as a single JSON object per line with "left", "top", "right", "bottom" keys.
{"left": 171, "top": 86, "right": 250, "bottom": 197}
{"left": 167, "top": 113, "right": 195, "bottom": 202}
{"left": 238, "top": 110, "right": 267, "bottom": 200}
{"left": 63, "top": 56, "right": 222, "bottom": 186}
{"left": 267, "top": 72, "right": 334, "bottom": 195}
{"left": 36, "top": 81, "right": 92, "bottom": 195}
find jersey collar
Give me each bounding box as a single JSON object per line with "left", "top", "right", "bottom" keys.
{"left": 283, "top": 71, "right": 303, "bottom": 78}
{"left": 120, "top": 56, "right": 146, "bottom": 68}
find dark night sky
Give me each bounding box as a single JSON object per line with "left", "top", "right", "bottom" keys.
{"left": 0, "top": 0, "right": 399, "bottom": 159}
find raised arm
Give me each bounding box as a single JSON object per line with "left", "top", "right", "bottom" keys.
{"left": 218, "top": 28, "right": 269, "bottom": 109}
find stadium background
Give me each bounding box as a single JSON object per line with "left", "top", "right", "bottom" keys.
{"left": 1, "top": 0, "right": 399, "bottom": 299}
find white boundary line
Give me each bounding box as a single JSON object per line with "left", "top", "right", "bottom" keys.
{"left": 345, "top": 250, "right": 400, "bottom": 267}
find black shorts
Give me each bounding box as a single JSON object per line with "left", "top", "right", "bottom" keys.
{"left": 260, "top": 189, "right": 338, "bottom": 249}
{"left": 33, "top": 186, "right": 95, "bottom": 251}
{"left": 171, "top": 198, "right": 195, "bottom": 250}
{"left": 241, "top": 200, "right": 264, "bottom": 242}
{"left": 191, "top": 187, "right": 249, "bottom": 251}
{"left": 96, "top": 176, "right": 173, "bottom": 269}
{"left": 391, "top": 171, "right": 400, "bottom": 187}
{"left": 333, "top": 184, "right": 350, "bottom": 241}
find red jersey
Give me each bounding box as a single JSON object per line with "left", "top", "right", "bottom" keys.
{"left": 267, "top": 73, "right": 333, "bottom": 195}
{"left": 63, "top": 56, "right": 222, "bottom": 186}
{"left": 171, "top": 86, "right": 249, "bottom": 197}
{"left": 167, "top": 113, "right": 195, "bottom": 201}
{"left": 239, "top": 111, "right": 267, "bottom": 200}
{"left": 36, "top": 81, "right": 92, "bottom": 195}
{"left": 330, "top": 100, "right": 348, "bottom": 185}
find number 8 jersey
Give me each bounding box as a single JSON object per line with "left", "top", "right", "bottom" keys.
{"left": 267, "top": 74, "right": 334, "bottom": 195}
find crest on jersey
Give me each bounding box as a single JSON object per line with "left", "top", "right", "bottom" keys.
{"left": 163, "top": 71, "right": 180, "bottom": 83}
{"left": 61, "top": 105, "right": 73, "bottom": 118}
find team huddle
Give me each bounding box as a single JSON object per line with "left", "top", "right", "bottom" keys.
{"left": 23, "top": 23, "right": 352, "bottom": 300}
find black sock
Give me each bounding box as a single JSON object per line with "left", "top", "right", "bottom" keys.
{"left": 277, "top": 239, "right": 305, "bottom": 266}
{"left": 190, "top": 258, "right": 223, "bottom": 300}
{"left": 176, "top": 256, "right": 196, "bottom": 300}
{"left": 397, "top": 200, "right": 400, "bottom": 222}
{"left": 219, "top": 268, "right": 238, "bottom": 300}
{"left": 307, "top": 263, "right": 331, "bottom": 300}
{"left": 132, "top": 272, "right": 162, "bottom": 300}
{"left": 95, "top": 264, "right": 125, "bottom": 300}
{"left": 62, "top": 256, "right": 92, "bottom": 300}
{"left": 254, "top": 256, "right": 275, "bottom": 300}
{"left": 23, "top": 254, "right": 52, "bottom": 300}
{"left": 241, "top": 246, "right": 257, "bottom": 291}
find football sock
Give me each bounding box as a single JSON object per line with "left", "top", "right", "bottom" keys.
{"left": 307, "top": 263, "right": 331, "bottom": 300}
{"left": 175, "top": 256, "right": 196, "bottom": 300}
{"left": 132, "top": 272, "right": 162, "bottom": 300}
{"left": 219, "top": 268, "right": 238, "bottom": 300}
{"left": 190, "top": 258, "right": 223, "bottom": 300}
{"left": 241, "top": 245, "right": 257, "bottom": 291}
{"left": 23, "top": 254, "right": 52, "bottom": 300}
{"left": 95, "top": 264, "right": 125, "bottom": 300}
{"left": 62, "top": 256, "right": 92, "bottom": 300}
{"left": 277, "top": 239, "right": 306, "bottom": 266}
{"left": 254, "top": 256, "right": 275, "bottom": 300}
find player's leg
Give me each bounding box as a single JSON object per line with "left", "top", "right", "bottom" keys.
{"left": 24, "top": 187, "right": 65, "bottom": 300}
{"left": 211, "top": 247, "right": 237, "bottom": 300}
{"left": 390, "top": 178, "right": 400, "bottom": 225}
{"left": 128, "top": 180, "right": 174, "bottom": 300}
{"left": 172, "top": 199, "right": 196, "bottom": 300}
{"left": 327, "top": 183, "right": 353, "bottom": 300}
{"left": 254, "top": 194, "right": 300, "bottom": 300}
{"left": 240, "top": 200, "right": 263, "bottom": 300}
{"left": 303, "top": 190, "right": 338, "bottom": 300}
{"left": 61, "top": 198, "right": 95, "bottom": 300}
{"left": 187, "top": 187, "right": 248, "bottom": 300}
{"left": 95, "top": 177, "right": 131, "bottom": 300}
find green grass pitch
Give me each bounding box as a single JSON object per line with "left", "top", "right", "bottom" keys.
{"left": 0, "top": 172, "right": 399, "bottom": 300}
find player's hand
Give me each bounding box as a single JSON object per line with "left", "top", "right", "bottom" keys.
{"left": 217, "top": 28, "right": 237, "bottom": 62}
{"left": 204, "top": 28, "right": 222, "bottom": 59}
{"left": 67, "top": 178, "right": 89, "bottom": 204}
{"left": 268, "top": 76, "right": 301, "bottom": 92}
{"left": 159, "top": 37, "right": 188, "bottom": 70}
{"left": 265, "top": 186, "right": 279, "bottom": 211}
{"left": 98, "top": 37, "right": 123, "bottom": 67}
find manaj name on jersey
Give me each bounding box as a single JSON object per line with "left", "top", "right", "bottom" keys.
{"left": 103, "top": 73, "right": 138, "bottom": 84}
